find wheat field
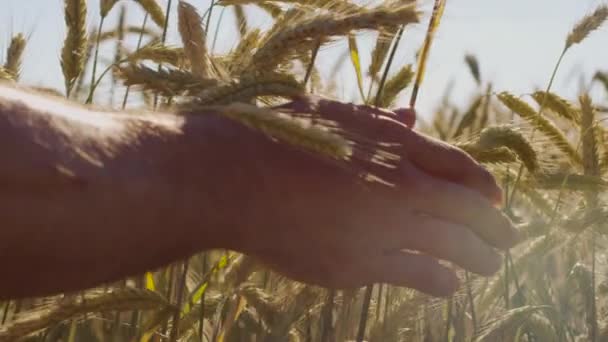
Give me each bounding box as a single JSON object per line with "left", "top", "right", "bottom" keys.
{"left": 2, "top": 0, "right": 608, "bottom": 341}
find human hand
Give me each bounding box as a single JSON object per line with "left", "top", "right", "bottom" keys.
{"left": 225, "top": 96, "right": 518, "bottom": 297}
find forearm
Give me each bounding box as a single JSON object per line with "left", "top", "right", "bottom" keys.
{"left": 0, "top": 85, "right": 255, "bottom": 298}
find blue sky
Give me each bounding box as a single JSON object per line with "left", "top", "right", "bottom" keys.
{"left": 2, "top": 0, "right": 608, "bottom": 116}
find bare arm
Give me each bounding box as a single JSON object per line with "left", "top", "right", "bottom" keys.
{"left": 0, "top": 85, "right": 518, "bottom": 299}
{"left": 0, "top": 85, "right": 261, "bottom": 298}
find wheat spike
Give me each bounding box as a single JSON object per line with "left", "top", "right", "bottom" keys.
{"left": 453, "top": 96, "right": 483, "bottom": 137}
{"left": 234, "top": 5, "right": 249, "bottom": 37}
{"left": 250, "top": 4, "right": 419, "bottom": 70}
{"left": 227, "top": 28, "right": 262, "bottom": 75}
{"left": 374, "top": 64, "right": 414, "bottom": 108}
{"left": 410, "top": 0, "right": 447, "bottom": 108}
{"left": 497, "top": 92, "right": 581, "bottom": 165}
{"left": 458, "top": 144, "right": 517, "bottom": 165}
{"left": 116, "top": 64, "right": 218, "bottom": 95}
{"left": 134, "top": 0, "right": 166, "bottom": 28}
{"left": 531, "top": 171, "right": 606, "bottom": 192}
{"left": 61, "top": 0, "right": 88, "bottom": 97}
{"left": 223, "top": 255, "right": 258, "bottom": 287}
{"left": 0, "top": 288, "right": 171, "bottom": 341}
{"left": 478, "top": 125, "right": 538, "bottom": 172}
{"left": 580, "top": 95, "right": 600, "bottom": 177}
{"left": 0, "top": 67, "right": 15, "bottom": 82}
{"left": 465, "top": 54, "right": 481, "bottom": 85}
{"left": 368, "top": 27, "right": 399, "bottom": 79}
{"left": 3, "top": 33, "right": 26, "bottom": 81}
{"left": 100, "top": 0, "right": 119, "bottom": 17}
{"left": 565, "top": 5, "right": 608, "bottom": 50}
{"left": 532, "top": 91, "right": 580, "bottom": 124}
{"left": 595, "top": 71, "right": 608, "bottom": 94}
{"left": 189, "top": 102, "right": 352, "bottom": 160}
{"left": 178, "top": 1, "right": 209, "bottom": 78}
{"left": 126, "top": 42, "right": 185, "bottom": 66}
{"left": 99, "top": 26, "right": 158, "bottom": 42}
{"left": 519, "top": 314, "right": 558, "bottom": 341}
{"left": 192, "top": 73, "right": 304, "bottom": 105}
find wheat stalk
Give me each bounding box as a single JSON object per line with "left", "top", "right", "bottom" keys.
{"left": 3, "top": 33, "right": 26, "bottom": 81}
{"left": 410, "top": 0, "right": 447, "bottom": 108}
{"left": 250, "top": 4, "right": 419, "bottom": 70}
{"left": 0, "top": 288, "right": 171, "bottom": 341}
{"left": 497, "top": 92, "right": 581, "bottom": 165}
{"left": 178, "top": 1, "right": 209, "bottom": 78}
{"left": 478, "top": 125, "right": 539, "bottom": 173}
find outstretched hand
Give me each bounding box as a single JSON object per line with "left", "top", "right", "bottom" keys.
{"left": 228, "top": 96, "right": 518, "bottom": 297}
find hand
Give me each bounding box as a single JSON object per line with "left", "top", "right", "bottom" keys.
{"left": 226, "top": 96, "right": 518, "bottom": 297}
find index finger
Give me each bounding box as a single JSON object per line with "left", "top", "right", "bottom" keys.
{"left": 401, "top": 130, "right": 503, "bottom": 205}
{"left": 402, "top": 162, "right": 518, "bottom": 249}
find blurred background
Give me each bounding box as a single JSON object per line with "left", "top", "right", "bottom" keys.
{"left": 2, "top": 0, "right": 608, "bottom": 117}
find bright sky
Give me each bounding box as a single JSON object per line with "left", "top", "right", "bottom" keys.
{"left": 2, "top": 0, "right": 608, "bottom": 116}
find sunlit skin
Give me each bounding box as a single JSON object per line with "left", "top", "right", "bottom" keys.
{"left": 0, "top": 84, "right": 518, "bottom": 300}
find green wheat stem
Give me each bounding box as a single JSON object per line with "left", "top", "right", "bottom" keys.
{"left": 304, "top": 39, "right": 321, "bottom": 89}
{"left": 153, "top": 0, "right": 174, "bottom": 109}
{"left": 205, "top": 0, "right": 216, "bottom": 37}
{"left": 356, "top": 285, "right": 374, "bottom": 342}
{"left": 375, "top": 25, "right": 405, "bottom": 107}
{"left": 507, "top": 49, "right": 567, "bottom": 206}
{"left": 198, "top": 253, "right": 208, "bottom": 342}
{"left": 464, "top": 272, "right": 477, "bottom": 336}
{"left": 122, "top": 13, "right": 149, "bottom": 109}
{"left": 169, "top": 260, "right": 190, "bottom": 342}
{"left": 86, "top": 16, "right": 106, "bottom": 104}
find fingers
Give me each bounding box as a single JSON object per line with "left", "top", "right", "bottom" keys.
{"left": 401, "top": 130, "right": 503, "bottom": 204}
{"left": 363, "top": 252, "right": 459, "bottom": 297}
{"left": 380, "top": 215, "right": 503, "bottom": 276}
{"left": 403, "top": 164, "right": 518, "bottom": 249}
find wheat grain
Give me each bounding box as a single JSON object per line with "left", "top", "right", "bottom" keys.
{"left": 0, "top": 288, "right": 171, "bottom": 341}
{"left": 478, "top": 125, "right": 539, "bottom": 172}
{"left": 178, "top": 1, "right": 209, "bottom": 78}
{"left": 565, "top": 5, "right": 608, "bottom": 50}
{"left": 126, "top": 43, "right": 186, "bottom": 66}
{"left": 373, "top": 64, "right": 414, "bottom": 108}
{"left": 410, "top": 0, "right": 447, "bottom": 108}
{"left": 250, "top": 4, "right": 419, "bottom": 70}
{"left": 192, "top": 102, "right": 352, "bottom": 160}
{"left": 192, "top": 73, "right": 304, "bottom": 105}
{"left": 464, "top": 54, "right": 481, "bottom": 85}
{"left": 134, "top": 0, "right": 166, "bottom": 28}
{"left": 532, "top": 91, "right": 580, "bottom": 124}
{"left": 61, "top": 0, "right": 88, "bottom": 97}
{"left": 116, "top": 64, "right": 218, "bottom": 95}
{"left": 498, "top": 92, "right": 581, "bottom": 165}
{"left": 3, "top": 33, "right": 26, "bottom": 81}
{"left": 100, "top": 0, "right": 119, "bottom": 18}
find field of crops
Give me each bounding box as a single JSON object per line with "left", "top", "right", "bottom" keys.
{"left": 2, "top": 0, "right": 608, "bottom": 341}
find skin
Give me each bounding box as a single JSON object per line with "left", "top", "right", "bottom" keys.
{"left": 0, "top": 84, "right": 518, "bottom": 300}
